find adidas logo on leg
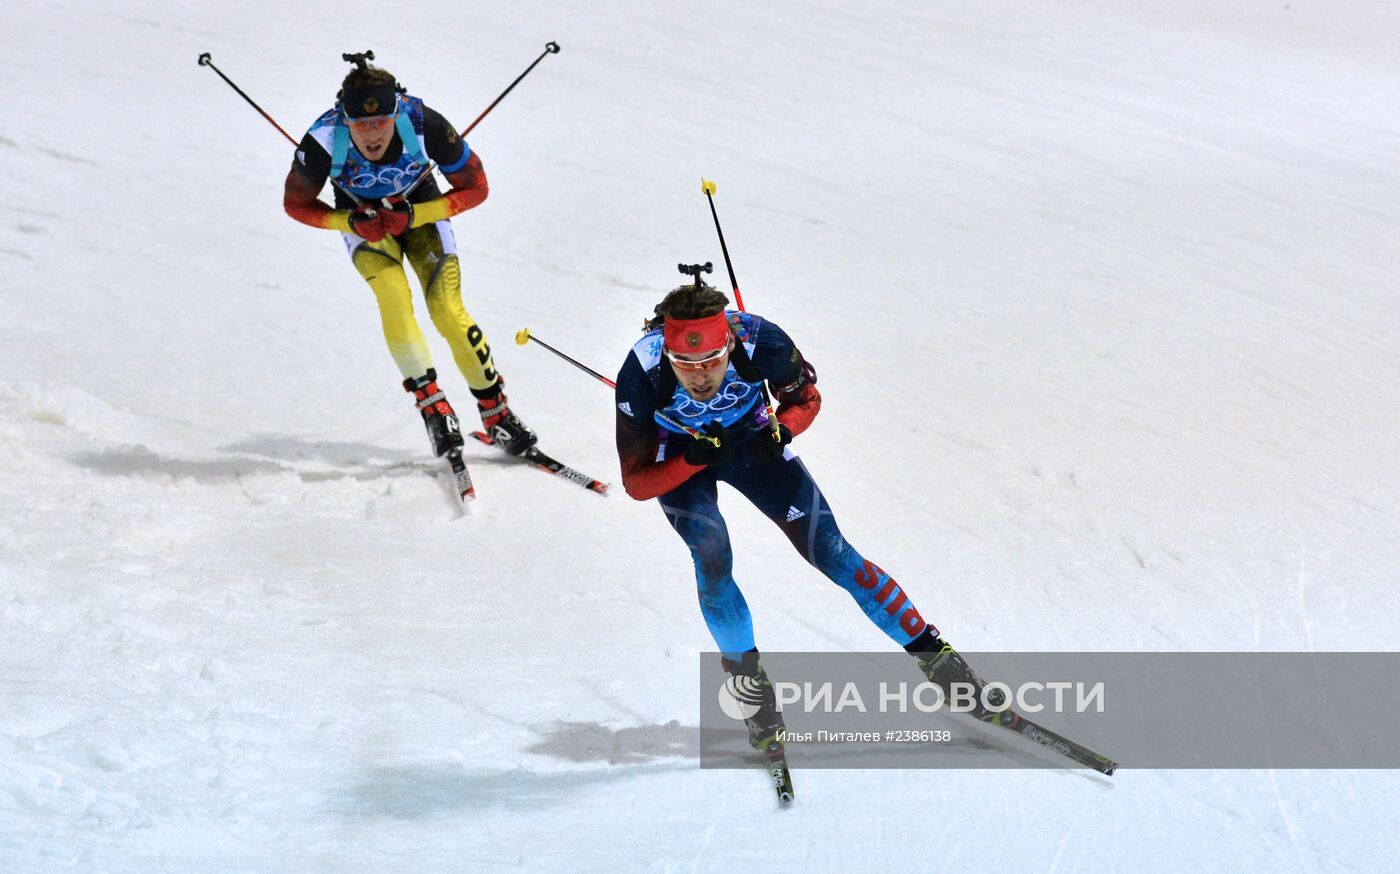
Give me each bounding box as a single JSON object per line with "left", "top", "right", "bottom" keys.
{"left": 785, "top": 506, "right": 806, "bottom": 522}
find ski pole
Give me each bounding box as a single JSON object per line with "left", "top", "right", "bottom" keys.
{"left": 515, "top": 327, "right": 615, "bottom": 388}
{"left": 701, "top": 179, "right": 746, "bottom": 312}
{"left": 392, "top": 160, "right": 439, "bottom": 203}
{"left": 699, "top": 178, "right": 782, "bottom": 441}
{"left": 515, "top": 328, "right": 718, "bottom": 444}
{"left": 198, "top": 52, "right": 299, "bottom": 146}
{"left": 462, "top": 41, "right": 561, "bottom": 137}
{"left": 386, "top": 41, "right": 558, "bottom": 203}
{"left": 197, "top": 52, "right": 368, "bottom": 208}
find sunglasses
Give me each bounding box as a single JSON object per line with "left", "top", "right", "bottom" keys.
{"left": 665, "top": 345, "right": 730, "bottom": 373}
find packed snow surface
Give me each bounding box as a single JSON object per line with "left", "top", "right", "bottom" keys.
{"left": 3, "top": 1, "right": 1399, "bottom": 870}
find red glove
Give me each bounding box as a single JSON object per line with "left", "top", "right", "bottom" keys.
{"left": 380, "top": 197, "right": 414, "bottom": 236}
{"left": 349, "top": 206, "right": 386, "bottom": 242}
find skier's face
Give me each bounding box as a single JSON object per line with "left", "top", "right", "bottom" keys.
{"left": 348, "top": 113, "right": 395, "bottom": 160}
{"left": 670, "top": 342, "right": 731, "bottom": 401}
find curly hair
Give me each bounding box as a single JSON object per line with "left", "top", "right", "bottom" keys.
{"left": 655, "top": 282, "right": 730, "bottom": 320}
{"left": 340, "top": 65, "right": 397, "bottom": 93}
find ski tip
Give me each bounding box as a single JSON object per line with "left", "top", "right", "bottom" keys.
{"left": 778, "top": 790, "right": 795, "bottom": 805}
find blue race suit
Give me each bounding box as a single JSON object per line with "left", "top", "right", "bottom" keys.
{"left": 615, "top": 311, "right": 936, "bottom": 657}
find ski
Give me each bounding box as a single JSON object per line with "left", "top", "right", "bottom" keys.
{"left": 967, "top": 699, "right": 1118, "bottom": 774}
{"left": 470, "top": 431, "right": 610, "bottom": 495}
{"left": 983, "top": 709, "right": 1118, "bottom": 775}
{"left": 762, "top": 739, "right": 796, "bottom": 805}
{"left": 446, "top": 448, "right": 476, "bottom": 503}
{"left": 917, "top": 646, "right": 1116, "bottom": 775}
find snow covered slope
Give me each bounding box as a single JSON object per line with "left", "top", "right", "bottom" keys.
{"left": 3, "top": 0, "right": 1399, "bottom": 870}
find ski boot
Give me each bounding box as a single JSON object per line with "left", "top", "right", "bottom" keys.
{"left": 909, "top": 633, "right": 1011, "bottom": 724}
{"left": 474, "top": 378, "right": 537, "bottom": 456}
{"left": 404, "top": 369, "right": 464, "bottom": 458}
{"left": 722, "top": 650, "right": 787, "bottom": 751}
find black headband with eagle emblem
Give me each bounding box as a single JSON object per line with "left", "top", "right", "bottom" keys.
{"left": 341, "top": 84, "right": 399, "bottom": 119}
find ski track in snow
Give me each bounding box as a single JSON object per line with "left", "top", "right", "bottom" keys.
{"left": 4, "top": 0, "right": 1400, "bottom": 871}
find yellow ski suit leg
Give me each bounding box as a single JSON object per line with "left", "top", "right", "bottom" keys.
{"left": 402, "top": 221, "right": 500, "bottom": 393}
{"left": 349, "top": 234, "right": 435, "bottom": 380}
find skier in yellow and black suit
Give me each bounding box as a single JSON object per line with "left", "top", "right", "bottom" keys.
{"left": 283, "top": 60, "right": 537, "bottom": 457}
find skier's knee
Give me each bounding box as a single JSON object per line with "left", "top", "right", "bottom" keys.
{"left": 695, "top": 560, "right": 738, "bottom": 598}
{"left": 423, "top": 256, "right": 466, "bottom": 332}
{"left": 792, "top": 516, "right": 854, "bottom": 572}
{"left": 692, "top": 542, "right": 733, "bottom": 582}
{"left": 683, "top": 525, "right": 733, "bottom": 581}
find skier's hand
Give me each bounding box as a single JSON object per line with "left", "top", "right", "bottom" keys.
{"left": 349, "top": 206, "right": 387, "bottom": 242}
{"left": 683, "top": 421, "right": 733, "bottom": 467}
{"left": 746, "top": 423, "right": 793, "bottom": 463}
{"left": 381, "top": 196, "right": 414, "bottom": 236}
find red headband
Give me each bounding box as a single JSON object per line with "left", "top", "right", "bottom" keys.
{"left": 663, "top": 313, "right": 730, "bottom": 354}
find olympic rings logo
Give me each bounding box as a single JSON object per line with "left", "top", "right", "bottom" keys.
{"left": 670, "top": 378, "right": 757, "bottom": 419}
{"left": 348, "top": 161, "right": 425, "bottom": 192}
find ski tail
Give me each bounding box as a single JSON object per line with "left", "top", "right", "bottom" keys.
{"left": 446, "top": 449, "right": 476, "bottom": 503}
{"left": 762, "top": 739, "right": 795, "bottom": 804}
{"left": 470, "top": 431, "right": 609, "bottom": 495}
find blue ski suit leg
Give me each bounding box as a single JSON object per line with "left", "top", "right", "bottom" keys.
{"left": 658, "top": 469, "right": 757, "bottom": 657}
{"left": 722, "top": 451, "right": 932, "bottom": 646}
{"left": 659, "top": 449, "right": 933, "bottom": 653}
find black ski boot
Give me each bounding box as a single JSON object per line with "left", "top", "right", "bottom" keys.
{"left": 907, "top": 632, "right": 1009, "bottom": 724}
{"left": 473, "top": 378, "right": 537, "bottom": 456}
{"left": 722, "top": 650, "right": 786, "bottom": 751}
{"left": 404, "top": 369, "right": 464, "bottom": 458}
